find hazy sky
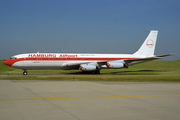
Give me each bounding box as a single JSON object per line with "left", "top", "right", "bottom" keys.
{"left": 0, "top": 0, "right": 180, "bottom": 60}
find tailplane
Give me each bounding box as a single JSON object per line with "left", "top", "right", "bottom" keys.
{"left": 133, "top": 30, "right": 158, "bottom": 57}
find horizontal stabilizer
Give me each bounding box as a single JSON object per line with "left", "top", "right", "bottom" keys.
{"left": 124, "top": 54, "right": 174, "bottom": 65}
{"left": 156, "top": 54, "right": 174, "bottom": 57}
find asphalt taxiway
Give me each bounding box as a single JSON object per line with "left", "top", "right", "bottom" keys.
{"left": 0, "top": 80, "right": 180, "bottom": 120}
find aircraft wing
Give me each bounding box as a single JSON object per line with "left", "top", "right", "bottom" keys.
{"left": 61, "top": 54, "right": 173, "bottom": 70}
{"left": 96, "top": 54, "right": 174, "bottom": 67}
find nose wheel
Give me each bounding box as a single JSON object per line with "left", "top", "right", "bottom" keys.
{"left": 23, "top": 70, "right": 27, "bottom": 75}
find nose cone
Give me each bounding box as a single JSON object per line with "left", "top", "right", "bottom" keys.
{"left": 3, "top": 59, "right": 13, "bottom": 67}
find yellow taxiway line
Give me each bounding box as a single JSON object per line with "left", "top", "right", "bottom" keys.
{"left": 0, "top": 95, "right": 180, "bottom": 101}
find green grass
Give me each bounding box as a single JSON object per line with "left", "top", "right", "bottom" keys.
{"left": 0, "top": 60, "right": 180, "bottom": 81}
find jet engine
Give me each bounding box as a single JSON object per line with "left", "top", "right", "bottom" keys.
{"left": 80, "top": 64, "right": 100, "bottom": 71}
{"left": 107, "top": 62, "right": 128, "bottom": 69}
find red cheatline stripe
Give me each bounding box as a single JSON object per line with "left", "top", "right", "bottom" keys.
{"left": 5, "top": 57, "right": 139, "bottom": 66}
{"left": 20, "top": 57, "right": 136, "bottom": 61}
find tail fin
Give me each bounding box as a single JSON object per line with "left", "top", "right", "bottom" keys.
{"left": 133, "top": 30, "right": 158, "bottom": 57}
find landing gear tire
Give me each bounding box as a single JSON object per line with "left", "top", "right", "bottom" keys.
{"left": 96, "top": 71, "right": 100, "bottom": 74}
{"left": 82, "top": 71, "right": 100, "bottom": 74}
{"left": 91, "top": 71, "right": 95, "bottom": 74}
{"left": 23, "top": 71, "right": 27, "bottom": 75}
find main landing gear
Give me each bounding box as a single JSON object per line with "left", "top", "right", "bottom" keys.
{"left": 23, "top": 70, "right": 27, "bottom": 75}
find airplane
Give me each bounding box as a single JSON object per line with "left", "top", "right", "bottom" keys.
{"left": 3, "top": 30, "right": 172, "bottom": 75}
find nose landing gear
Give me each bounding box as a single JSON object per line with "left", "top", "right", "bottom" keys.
{"left": 23, "top": 70, "right": 27, "bottom": 75}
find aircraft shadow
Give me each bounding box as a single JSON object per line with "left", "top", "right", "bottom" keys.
{"left": 109, "top": 70, "right": 156, "bottom": 75}
{"left": 67, "top": 70, "right": 158, "bottom": 75}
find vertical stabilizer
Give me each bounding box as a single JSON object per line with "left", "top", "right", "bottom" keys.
{"left": 133, "top": 30, "right": 158, "bottom": 57}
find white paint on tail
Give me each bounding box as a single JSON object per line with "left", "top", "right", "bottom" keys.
{"left": 133, "top": 30, "right": 158, "bottom": 57}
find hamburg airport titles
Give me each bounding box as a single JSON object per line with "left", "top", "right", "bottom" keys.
{"left": 28, "top": 54, "right": 78, "bottom": 58}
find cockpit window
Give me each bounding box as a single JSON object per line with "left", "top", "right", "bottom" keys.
{"left": 10, "top": 57, "right": 17, "bottom": 59}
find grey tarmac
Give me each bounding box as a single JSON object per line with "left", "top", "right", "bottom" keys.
{"left": 0, "top": 80, "right": 180, "bottom": 120}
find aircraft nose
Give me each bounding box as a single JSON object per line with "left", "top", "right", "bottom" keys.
{"left": 3, "top": 59, "right": 13, "bottom": 67}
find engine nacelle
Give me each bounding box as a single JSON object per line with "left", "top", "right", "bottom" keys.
{"left": 80, "top": 64, "right": 100, "bottom": 71}
{"left": 107, "top": 62, "right": 128, "bottom": 69}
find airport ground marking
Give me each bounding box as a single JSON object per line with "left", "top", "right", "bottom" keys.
{"left": 0, "top": 95, "right": 180, "bottom": 101}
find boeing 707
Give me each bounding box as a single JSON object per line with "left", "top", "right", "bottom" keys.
{"left": 3, "top": 30, "right": 172, "bottom": 75}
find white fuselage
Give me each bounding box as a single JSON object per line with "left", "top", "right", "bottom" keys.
{"left": 9, "top": 53, "right": 143, "bottom": 70}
